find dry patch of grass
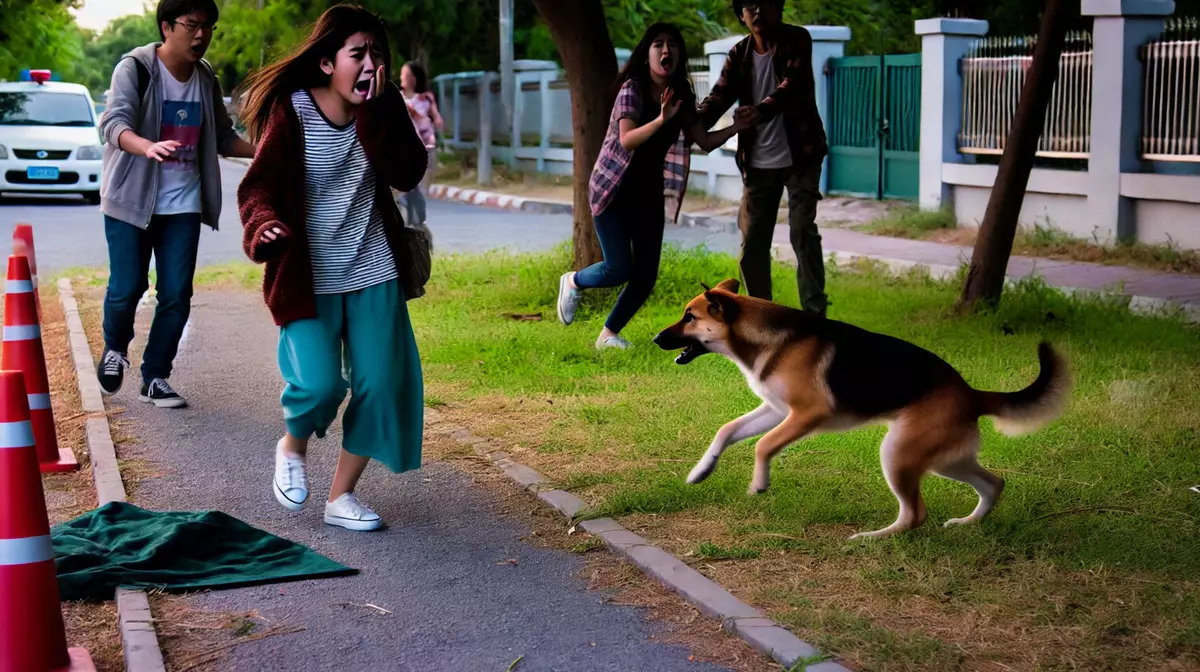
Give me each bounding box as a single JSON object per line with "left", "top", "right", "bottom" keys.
{"left": 619, "top": 510, "right": 1199, "bottom": 671}
{"left": 149, "top": 594, "right": 304, "bottom": 672}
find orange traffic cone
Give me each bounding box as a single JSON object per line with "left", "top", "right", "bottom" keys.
{"left": 0, "top": 369, "right": 95, "bottom": 672}
{"left": 12, "top": 224, "right": 41, "bottom": 321}
{"left": 1, "top": 255, "right": 76, "bottom": 473}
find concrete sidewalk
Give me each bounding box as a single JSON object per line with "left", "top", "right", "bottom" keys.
{"left": 428, "top": 183, "right": 1200, "bottom": 321}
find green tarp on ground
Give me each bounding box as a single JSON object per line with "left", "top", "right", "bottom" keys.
{"left": 51, "top": 502, "right": 357, "bottom": 602}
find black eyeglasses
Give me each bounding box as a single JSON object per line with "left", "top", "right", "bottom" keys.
{"left": 173, "top": 19, "right": 216, "bottom": 34}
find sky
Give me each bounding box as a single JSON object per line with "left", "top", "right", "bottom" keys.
{"left": 71, "top": 0, "right": 150, "bottom": 32}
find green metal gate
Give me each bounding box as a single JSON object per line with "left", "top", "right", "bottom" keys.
{"left": 826, "top": 53, "right": 921, "bottom": 200}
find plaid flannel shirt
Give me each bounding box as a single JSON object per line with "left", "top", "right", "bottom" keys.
{"left": 588, "top": 79, "right": 691, "bottom": 222}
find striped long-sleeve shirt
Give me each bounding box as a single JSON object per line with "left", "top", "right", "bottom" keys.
{"left": 292, "top": 90, "right": 398, "bottom": 294}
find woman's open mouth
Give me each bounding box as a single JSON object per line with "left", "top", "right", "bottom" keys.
{"left": 354, "top": 79, "right": 371, "bottom": 94}
{"left": 660, "top": 55, "right": 673, "bottom": 69}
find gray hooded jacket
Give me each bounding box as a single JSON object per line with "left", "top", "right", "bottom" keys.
{"left": 99, "top": 43, "right": 239, "bottom": 230}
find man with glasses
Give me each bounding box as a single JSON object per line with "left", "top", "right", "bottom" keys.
{"left": 697, "top": 0, "right": 830, "bottom": 317}
{"left": 99, "top": 0, "right": 255, "bottom": 408}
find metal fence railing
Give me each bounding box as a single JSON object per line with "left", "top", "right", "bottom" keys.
{"left": 687, "top": 57, "right": 711, "bottom": 101}
{"left": 1140, "top": 17, "right": 1200, "bottom": 162}
{"left": 957, "top": 31, "right": 1094, "bottom": 159}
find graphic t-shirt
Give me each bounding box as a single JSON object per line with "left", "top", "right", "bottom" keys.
{"left": 154, "top": 59, "right": 203, "bottom": 215}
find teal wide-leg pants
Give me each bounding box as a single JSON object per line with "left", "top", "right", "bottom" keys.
{"left": 277, "top": 279, "right": 423, "bottom": 473}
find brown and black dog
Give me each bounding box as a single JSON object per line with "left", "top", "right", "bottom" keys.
{"left": 653, "top": 279, "right": 1071, "bottom": 540}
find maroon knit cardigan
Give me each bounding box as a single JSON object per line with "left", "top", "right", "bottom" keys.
{"left": 236, "top": 82, "right": 427, "bottom": 326}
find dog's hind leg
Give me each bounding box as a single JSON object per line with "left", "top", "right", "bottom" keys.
{"left": 932, "top": 431, "right": 1005, "bottom": 527}
{"left": 749, "top": 409, "right": 828, "bottom": 495}
{"left": 689, "top": 403, "right": 784, "bottom": 484}
{"left": 849, "top": 427, "right": 929, "bottom": 541}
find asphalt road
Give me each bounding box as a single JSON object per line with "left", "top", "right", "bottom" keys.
{"left": 0, "top": 159, "right": 739, "bottom": 275}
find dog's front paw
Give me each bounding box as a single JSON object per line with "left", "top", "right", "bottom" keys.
{"left": 686, "top": 458, "right": 717, "bottom": 484}
{"left": 747, "top": 481, "right": 769, "bottom": 495}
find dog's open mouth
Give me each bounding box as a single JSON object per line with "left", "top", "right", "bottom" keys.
{"left": 675, "top": 342, "right": 710, "bottom": 365}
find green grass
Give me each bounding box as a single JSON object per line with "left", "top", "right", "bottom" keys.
{"left": 176, "top": 245, "right": 1199, "bottom": 668}
{"left": 859, "top": 205, "right": 957, "bottom": 238}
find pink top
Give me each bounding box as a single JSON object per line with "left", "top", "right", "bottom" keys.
{"left": 404, "top": 91, "right": 438, "bottom": 149}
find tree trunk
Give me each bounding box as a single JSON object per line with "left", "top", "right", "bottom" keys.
{"left": 531, "top": 0, "right": 616, "bottom": 270}
{"left": 958, "top": 0, "right": 1076, "bottom": 310}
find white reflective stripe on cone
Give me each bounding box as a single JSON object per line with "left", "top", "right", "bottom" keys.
{"left": 27, "top": 393, "right": 51, "bottom": 411}
{"left": 2, "top": 325, "right": 40, "bottom": 341}
{"left": 0, "top": 420, "right": 35, "bottom": 449}
{"left": 5, "top": 279, "right": 33, "bottom": 294}
{"left": 0, "top": 535, "right": 55, "bottom": 566}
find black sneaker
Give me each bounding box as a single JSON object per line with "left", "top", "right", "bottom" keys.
{"left": 97, "top": 349, "right": 129, "bottom": 395}
{"left": 139, "top": 378, "right": 188, "bottom": 409}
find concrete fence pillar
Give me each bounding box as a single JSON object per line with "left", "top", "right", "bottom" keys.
{"left": 1083, "top": 0, "right": 1175, "bottom": 241}
{"left": 915, "top": 18, "right": 989, "bottom": 212}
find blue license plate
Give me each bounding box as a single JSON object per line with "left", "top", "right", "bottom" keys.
{"left": 26, "top": 166, "right": 59, "bottom": 181}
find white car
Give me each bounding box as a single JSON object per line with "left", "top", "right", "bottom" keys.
{"left": 0, "top": 71, "right": 104, "bottom": 204}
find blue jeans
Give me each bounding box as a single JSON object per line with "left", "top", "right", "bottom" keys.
{"left": 102, "top": 214, "right": 201, "bottom": 383}
{"left": 573, "top": 191, "right": 664, "bottom": 334}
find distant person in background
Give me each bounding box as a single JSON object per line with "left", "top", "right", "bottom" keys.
{"left": 97, "top": 0, "right": 255, "bottom": 408}
{"left": 697, "top": 0, "right": 830, "bottom": 317}
{"left": 398, "top": 61, "right": 442, "bottom": 237}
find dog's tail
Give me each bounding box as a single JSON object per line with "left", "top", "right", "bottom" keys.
{"left": 978, "top": 341, "right": 1072, "bottom": 437}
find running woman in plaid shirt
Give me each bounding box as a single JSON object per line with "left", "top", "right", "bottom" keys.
{"left": 555, "top": 22, "right": 749, "bottom": 350}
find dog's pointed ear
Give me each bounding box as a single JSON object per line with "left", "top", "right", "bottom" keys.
{"left": 715, "top": 278, "right": 740, "bottom": 294}
{"left": 703, "top": 290, "right": 740, "bottom": 323}
{"left": 700, "top": 282, "right": 712, "bottom": 292}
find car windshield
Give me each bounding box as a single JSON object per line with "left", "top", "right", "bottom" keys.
{"left": 0, "top": 91, "right": 94, "bottom": 127}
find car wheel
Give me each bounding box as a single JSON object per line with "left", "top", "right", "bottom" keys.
{"left": 84, "top": 191, "right": 101, "bottom": 205}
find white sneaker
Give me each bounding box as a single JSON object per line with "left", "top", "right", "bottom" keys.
{"left": 273, "top": 440, "right": 309, "bottom": 511}
{"left": 324, "top": 492, "right": 383, "bottom": 531}
{"left": 596, "top": 334, "right": 631, "bottom": 350}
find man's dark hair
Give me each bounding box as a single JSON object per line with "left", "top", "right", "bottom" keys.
{"left": 731, "top": 0, "right": 785, "bottom": 23}
{"left": 156, "top": 0, "right": 220, "bottom": 40}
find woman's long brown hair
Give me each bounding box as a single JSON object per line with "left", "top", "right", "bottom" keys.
{"left": 237, "top": 3, "right": 391, "bottom": 143}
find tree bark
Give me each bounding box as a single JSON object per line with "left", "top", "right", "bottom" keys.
{"left": 532, "top": 0, "right": 616, "bottom": 270}
{"left": 958, "top": 0, "right": 1076, "bottom": 310}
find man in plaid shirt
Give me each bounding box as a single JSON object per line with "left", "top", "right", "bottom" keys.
{"left": 698, "top": 0, "right": 829, "bottom": 317}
